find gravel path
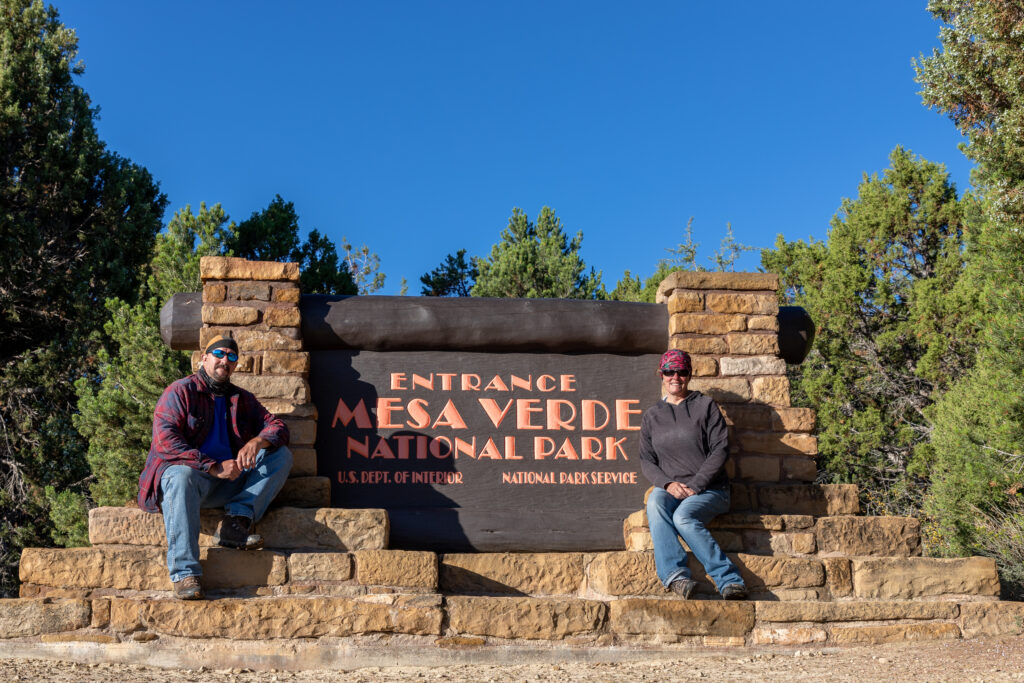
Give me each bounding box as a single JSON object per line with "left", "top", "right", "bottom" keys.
{"left": 3, "top": 638, "right": 1024, "bottom": 682}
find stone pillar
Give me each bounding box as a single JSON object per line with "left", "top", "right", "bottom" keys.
{"left": 656, "top": 272, "right": 817, "bottom": 485}
{"left": 195, "top": 256, "right": 318, "bottom": 479}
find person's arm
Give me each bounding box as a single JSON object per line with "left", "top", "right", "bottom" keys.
{"left": 684, "top": 400, "right": 729, "bottom": 493}
{"left": 638, "top": 411, "right": 674, "bottom": 490}
{"left": 236, "top": 394, "right": 290, "bottom": 469}
{"left": 150, "top": 383, "right": 216, "bottom": 473}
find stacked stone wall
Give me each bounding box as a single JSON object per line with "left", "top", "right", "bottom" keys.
{"left": 656, "top": 271, "right": 817, "bottom": 485}
{"left": 194, "top": 257, "right": 317, "bottom": 479}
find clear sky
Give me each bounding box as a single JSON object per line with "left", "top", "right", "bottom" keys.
{"left": 58, "top": 1, "right": 970, "bottom": 294}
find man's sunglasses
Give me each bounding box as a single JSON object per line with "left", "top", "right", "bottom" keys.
{"left": 661, "top": 369, "right": 690, "bottom": 378}
{"left": 210, "top": 349, "right": 239, "bottom": 362}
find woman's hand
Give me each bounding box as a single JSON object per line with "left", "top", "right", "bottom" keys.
{"left": 666, "top": 482, "right": 697, "bottom": 500}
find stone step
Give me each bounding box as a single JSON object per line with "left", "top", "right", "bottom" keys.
{"left": 88, "top": 506, "right": 387, "bottom": 551}
{"left": 22, "top": 545, "right": 1000, "bottom": 604}
{"left": 622, "top": 511, "right": 922, "bottom": 557}
{"left": 731, "top": 482, "right": 859, "bottom": 516}
{"left": 2, "top": 595, "right": 1022, "bottom": 651}
{"left": 275, "top": 476, "right": 330, "bottom": 507}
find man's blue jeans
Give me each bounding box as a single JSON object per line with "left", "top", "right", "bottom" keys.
{"left": 160, "top": 446, "right": 293, "bottom": 583}
{"left": 646, "top": 485, "right": 744, "bottom": 591}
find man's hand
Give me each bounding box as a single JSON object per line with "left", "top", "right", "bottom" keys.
{"left": 666, "top": 482, "right": 698, "bottom": 500}
{"left": 211, "top": 460, "right": 242, "bottom": 481}
{"left": 237, "top": 437, "right": 270, "bottom": 471}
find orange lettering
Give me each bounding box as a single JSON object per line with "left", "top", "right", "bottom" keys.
{"left": 615, "top": 399, "right": 642, "bottom": 431}
{"left": 478, "top": 398, "right": 515, "bottom": 428}
{"left": 432, "top": 399, "right": 468, "bottom": 429}
{"left": 560, "top": 374, "right": 577, "bottom": 392}
{"left": 516, "top": 399, "right": 543, "bottom": 430}
{"left": 453, "top": 436, "right": 476, "bottom": 459}
{"left": 438, "top": 373, "right": 456, "bottom": 390}
{"left": 461, "top": 374, "right": 481, "bottom": 391}
{"left": 605, "top": 436, "right": 628, "bottom": 460}
{"left": 430, "top": 436, "right": 452, "bottom": 458}
{"left": 505, "top": 435, "right": 521, "bottom": 460}
{"left": 393, "top": 435, "right": 414, "bottom": 459}
{"left": 333, "top": 398, "right": 372, "bottom": 429}
{"left": 376, "top": 397, "right": 403, "bottom": 429}
{"left": 546, "top": 399, "right": 577, "bottom": 430}
{"left": 581, "top": 400, "right": 610, "bottom": 431}
{"left": 347, "top": 436, "right": 369, "bottom": 458}
{"left": 536, "top": 374, "right": 556, "bottom": 392}
{"left": 370, "top": 438, "right": 395, "bottom": 459}
{"left": 412, "top": 373, "right": 434, "bottom": 390}
{"left": 582, "top": 436, "right": 603, "bottom": 460}
{"left": 406, "top": 398, "right": 430, "bottom": 429}
{"left": 478, "top": 438, "right": 502, "bottom": 459}
{"left": 510, "top": 374, "right": 532, "bottom": 391}
{"left": 533, "top": 436, "right": 556, "bottom": 459}
{"left": 390, "top": 373, "right": 407, "bottom": 390}
{"left": 554, "top": 438, "right": 579, "bottom": 460}
{"left": 484, "top": 375, "right": 509, "bottom": 391}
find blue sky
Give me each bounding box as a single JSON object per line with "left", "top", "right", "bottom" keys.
{"left": 58, "top": 1, "right": 970, "bottom": 294}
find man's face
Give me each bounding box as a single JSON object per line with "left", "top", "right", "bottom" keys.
{"left": 201, "top": 348, "right": 237, "bottom": 382}
{"left": 660, "top": 367, "right": 690, "bottom": 398}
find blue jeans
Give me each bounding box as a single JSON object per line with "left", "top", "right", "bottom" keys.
{"left": 160, "top": 446, "right": 292, "bottom": 582}
{"left": 646, "top": 485, "right": 744, "bottom": 591}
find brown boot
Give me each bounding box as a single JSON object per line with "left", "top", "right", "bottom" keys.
{"left": 172, "top": 575, "right": 204, "bottom": 600}
{"left": 215, "top": 515, "right": 264, "bottom": 550}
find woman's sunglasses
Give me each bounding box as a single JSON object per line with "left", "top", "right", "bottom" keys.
{"left": 210, "top": 349, "right": 239, "bottom": 362}
{"left": 661, "top": 369, "right": 690, "bottom": 378}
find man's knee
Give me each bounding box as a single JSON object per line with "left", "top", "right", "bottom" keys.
{"left": 161, "top": 465, "right": 203, "bottom": 493}
{"left": 262, "top": 445, "right": 293, "bottom": 474}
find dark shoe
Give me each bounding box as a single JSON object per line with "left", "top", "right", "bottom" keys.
{"left": 721, "top": 583, "right": 747, "bottom": 600}
{"left": 215, "top": 515, "right": 263, "bottom": 550}
{"left": 173, "top": 575, "right": 204, "bottom": 600}
{"left": 668, "top": 578, "right": 698, "bottom": 599}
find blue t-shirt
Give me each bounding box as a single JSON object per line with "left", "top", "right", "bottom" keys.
{"left": 200, "top": 396, "right": 234, "bottom": 461}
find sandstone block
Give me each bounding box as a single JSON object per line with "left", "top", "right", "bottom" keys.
{"left": 823, "top": 557, "right": 852, "bottom": 598}
{"left": 225, "top": 282, "right": 271, "bottom": 301}
{"left": 440, "top": 553, "right": 585, "bottom": 595}
{"left": 230, "top": 374, "right": 310, "bottom": 401}
{"left": 781, "top": 457, "right": 817, "bottom": 482}
{"left": 816, "top": 516, "right": 921, "bottom": 557}
{"left": 660, "top": 271, "right": 778, "bottom": 292}
{"left": 19, "top": 546, "right": 286, "bottom": 591}
{"left": 739, "top": 432, "right": 818, "bottom": 455}
{"left": 831, "top": 622, "right": 960, "bottom": 645}
{"left": 275, "top": 477, "right": 331, "bottom": 507}
{"left": 200, "top": 326, "right": 302, "bottom": 352}
{"left": 261, "top": 400, "right": 318, "bottom": 418}
{"left": 608, "top": 599, "right": 754, "bottom": 638}
{"left": 685, "top": 357, "right": 715, "bottom": 377}
{"left": 707, "top": 292, "right": 778, "bottom": 315}
{"left": 200, "top": 256, "right": 300, "bottom": 282}
{"left": 203, "top": 283, "right": 226, "bottom": 303}
{"left": 747, "top": 315, "right": 779, "bottom": 331}
{"left": 263, "top": 351, "right": 310, "bottom": 374}
{"left": 667, "top": 290, "right": 705, "bottom": 313}
{"left": 670, "top": 314, "right": 747, "bottom": 335}
{"left": 0, "top": 598, "right": 90, "bottom": 638}
{"left": 265, "top": 306, "right": 301, "bottom": 327}
{"left": 719, "top": 404, "right": 772, "bottom": 430}
{"left": 670, "top": 335, "right": 729, "bottom": 355}
{"left": 235, "top": 353, "right": 259, "bottom": 373}
{"left": 290, "top": 447, "right": 317, "bottom": 476}
{"left": 751, "top": 626, "right": 827, "bottom": 646}
{"left": 283, "top": 417, "right": 317, "bottom": 447}
{"left": 446, "top": 596, "right": 605, "bottom": 640}
{"left": 727, "top": 332, "right": 780, "bottom": 356}
{"left": 750, "top": 376, "right": 790, "bottom": 405}
{"left": 354, "top": 550, "right": 438, "bottom": 589}
{"left": 754, "top": 484, "right": 860, "bottom": 516}
{"left": 733, "top": 554, "right": 824, "bottom": 589}
{"left": 287, "top": 553, "right": 353, "bottom": 582}
{"left": 852, "top": 557, "right": 1000, "bottom": 599}
{"left": 757, "top": 600, "right": 958, "bottom": 623}
{"left": 273, "top": 286, "right": 301, "bottom": 303}
{"left": 587, "top": 552, "right": 660, "bottom": 596}
{"left": 741, "top": 530, "right": 816, "bottom": 555}
{"left": 771, "top": 407, "right": 816, "bottom": 432}
{"left": 735, "top": 454, "right": 780, "bottom": 482}
{"left": 201, "top": 304, "right": 259, "bottom": 326}
{"left": 40, "top": 633, "right": 119, "bottom": 644}
{"left": 110, "top": 595, "right": 442, "bottom": 638}
{"left": 688, "top": 378, "right": 751, "bottom": 402}
{"left": 960, "top": 601, "right": 1024, "bottom": 638}
{"left": 719, "top": 355, "right": 786, "bottom": 376}
{"left": 91, "top": 598, "right": 110, "bottom": 628}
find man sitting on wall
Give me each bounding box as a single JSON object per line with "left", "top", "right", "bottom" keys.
{"left": 137, "top": 334, "right": 292, "bottom": 600}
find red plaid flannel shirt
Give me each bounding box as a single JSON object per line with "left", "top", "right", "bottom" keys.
{"left": 137, "top": 373, "right": 290, "bottom": 513}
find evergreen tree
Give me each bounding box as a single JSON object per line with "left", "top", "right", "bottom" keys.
{"left": 0, "top": 0, "right": 165, "bottom": 596}
{"left": 420, "top": 249, "right": 477, "bottom": 296}
{"left": 762, "top": 147, "right": 975, "bottom": 518}
{"left": 472, "top": 207, "right": 602, "bottom": 299}
{"left": 915, "top": 0, "right": 1024, "bottom": 587}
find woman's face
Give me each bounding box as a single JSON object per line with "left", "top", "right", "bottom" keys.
{"left": 660, "top": 367, "right": 690, "bottom": 399}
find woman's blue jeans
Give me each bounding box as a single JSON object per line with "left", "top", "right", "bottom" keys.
{"left": 646, "top": 485, "right": 744, "bottom": 591}
{"left": 159, "top": 446, "right": 292, "bottom": 583}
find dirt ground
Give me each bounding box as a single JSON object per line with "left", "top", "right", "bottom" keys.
{"left": 2, "top": 637, "right": 1024, "bottom": 682}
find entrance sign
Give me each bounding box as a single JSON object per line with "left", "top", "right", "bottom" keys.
{"left": 312, "top": 350, "right": 660, "bottom": 551}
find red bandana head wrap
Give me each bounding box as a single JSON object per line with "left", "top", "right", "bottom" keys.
{"left": 659, "top": 349, "right": 692, "bottom": 373}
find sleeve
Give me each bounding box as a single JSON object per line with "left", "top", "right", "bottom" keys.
{"left": 638, "top": 410, "right": 673, "bottom": 489}
{"left": 150, "top": 383, "right": 216, "bottom": 473}
{"left": 684, "top": 399, "right": 729, "bottom": 494}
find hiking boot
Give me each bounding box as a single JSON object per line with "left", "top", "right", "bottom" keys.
{"left": 173, "top": 575, "right": 204, "bottom": 600}
{"left": 721, "top": 583, "right": 748, "bottom": 600}
{"left": 215, "top": 515, "right": 263, "bottom": 550}
{"left": 668, "top": 578, "right": 698, "bottom": 599}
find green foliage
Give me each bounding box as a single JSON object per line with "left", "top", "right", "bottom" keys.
{"left": 914, "top": 1, "right": 1024, "bottom": 583}
{"left": 420, "top": 249, "right": 478, "bottom": 296}
{"left": 472, "top": 207, "right": 602, "bottom": 299}
{"left": 762, "top": 147, "right": 975, "bottom": 518}
{"left": 0, "top": 0, "right": 165, "bottom": 596}
{"left": 342, "top": 239, "right": 386, "bottom": 294}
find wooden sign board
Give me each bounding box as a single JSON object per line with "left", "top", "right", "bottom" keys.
{"left": 312, "top": 350, "right": 661, "bottom": 551}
